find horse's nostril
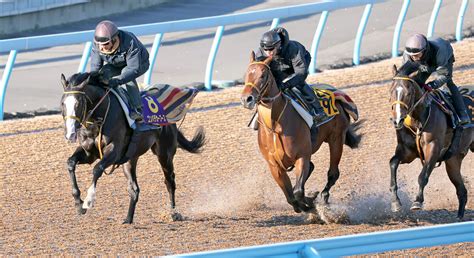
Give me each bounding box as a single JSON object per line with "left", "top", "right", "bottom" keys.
{"left": 246, "top": 96, "right": 254, "bottom": 103}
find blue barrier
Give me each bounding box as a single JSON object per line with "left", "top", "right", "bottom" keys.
{"left": 427, "top": 0, "right": 442, "bottom": 38}
{"left": 392, "top": 0, "right": 410, "bottom": 58}
{"left": 456, "top": 0, "right": 470, "bottom": 41}
{"left": 353, "top": 4, "right": 373, "bottom": 65}
{"left": 166, "top": 222, "right": 474, "bottom": 257}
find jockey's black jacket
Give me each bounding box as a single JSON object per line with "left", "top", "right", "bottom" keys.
{"left": 255, "top": 28, "right": 311, "bottom": 90}
{"left": 402, "top": 37, "right": 454, "bottom": 89}
{"left": 90, "top": 30, "right": 150, "bottom": 85}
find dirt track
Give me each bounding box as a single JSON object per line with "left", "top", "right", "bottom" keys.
{"left": 1, "top": 39, "right": 473, "bottom": 256}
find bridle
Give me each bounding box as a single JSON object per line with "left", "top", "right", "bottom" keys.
{"left": 62, "top": 87, "right": 112, "bottom": 128}
{"left": 391, "top": 76, "right": 429, "bottom": 120}
{"left": 245, "top": 61, "right": 282, "bottom": 105}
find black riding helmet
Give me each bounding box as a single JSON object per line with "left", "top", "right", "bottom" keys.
{"left": 94, "top": 20, "right": 119, "bottom": 45}
{"left": 260, "top": 30, "right": 282, "bottom": 51}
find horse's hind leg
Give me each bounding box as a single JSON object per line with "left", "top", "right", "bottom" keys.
{"left": 445, "top": 156, "right": 467, "bottom": 219}
{"left": 321, "top": 137, "right": 343, "bottom": 204}
{"left": 122, "top": 159, "right": 140, "bottom": 224}
{"left": 152, "top": 128, "right": 178, "bottom": 209}
{"left": 67, "top": 146, "right": 97, "bottom": 215}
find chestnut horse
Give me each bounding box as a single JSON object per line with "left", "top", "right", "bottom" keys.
{"left": 389, "top": 62, "right": 473, "bottom": 219}
{"left": 240, "top": 53, "right": 362, "bottom": 213}
{"left": 60, "top": 72, "right": 206, "bottom": 223}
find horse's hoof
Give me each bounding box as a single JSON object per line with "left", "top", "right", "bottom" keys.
{"left": 76, "top": 207, "right": 87, "bottom": 215}
{"left": 391, "top": 202, "right": 402, "bottom": 213}
{"left": 410, "top": 202, "right": 423, "bottom": 210}
{"left": 292, "top": 205, "right": 302, "bottom": 213}
{"left": 122, "top": 219, "right": 133, "bottom": 224}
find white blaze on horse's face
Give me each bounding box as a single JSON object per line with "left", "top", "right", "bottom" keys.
{"left": 64, "top": 95, "right": 79, "bottom": 142}
{"left": 394, "top": 86, "right": 404, "bottom": 125}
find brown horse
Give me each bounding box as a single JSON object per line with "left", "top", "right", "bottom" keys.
{"left": 240, "top": 52, "right": 362, "bottom": 213}
{"left": 60, "top": 72, "right": 206, "bottom": 223}
{"left": 389, "top": 61, "right": 473, "bottom": 219}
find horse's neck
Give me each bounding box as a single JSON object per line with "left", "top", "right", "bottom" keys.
{"left": 258, "top": 94, "right": 296, "bottom": 129}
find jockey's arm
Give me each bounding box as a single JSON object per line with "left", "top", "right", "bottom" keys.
{"left": 115, "top": 47, "right": 150, "bottom": 85}
{"left": 284, "top": 48, "right": 309, "bottom": 89}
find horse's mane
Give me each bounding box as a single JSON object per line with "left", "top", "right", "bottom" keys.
{"left": 67, "top": 72, "right": 105, "bottom": 89}
{"left": 397, "top": 61, "right": 420, "bottom": 76}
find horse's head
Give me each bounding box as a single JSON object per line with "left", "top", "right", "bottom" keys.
{"left": 60, "top": 72, "right": 93, "bottom": 142}
{"left": 241, "top": 51, "right": 279, "bottom": 109}
{"left": 389, "top": 63, "right": 423, "bottom": 129}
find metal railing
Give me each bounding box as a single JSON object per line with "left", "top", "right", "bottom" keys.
{"left": 0, "top": 0, "right": 88, "bottom": 17}
{"left": 0, "top": 0, "right": 471, "bottom": 121}
{"left": 166, "top": 222, "right": 474, "bottom": 257}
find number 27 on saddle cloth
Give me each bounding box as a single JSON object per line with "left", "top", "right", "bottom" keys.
{"left": 140, "top": 84, "right": 198, "bottom": 125}
{"left": 312, "top": 84, "right": 359, "bottom": 121}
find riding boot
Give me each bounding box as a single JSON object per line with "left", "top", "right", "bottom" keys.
{"left": 126, "top": 80, "right": 144, "bottom": 122}
{"left": 447, "top": 81, "right": 470, "bottom": 125}
{"left": 300, "top": 84, "right": 328, "bottom": 124}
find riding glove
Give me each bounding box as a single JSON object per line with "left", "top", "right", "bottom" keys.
{"left": 108, "top": 78, "right": 120, "bottom": 88}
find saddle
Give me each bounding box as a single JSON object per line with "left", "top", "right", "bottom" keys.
{"left": 111, "top": 84, "right": 198, "bottom": 130}
{"left": 288, "top": 84, "right": 359, "bottom": 122}
{"left": 429, "top": 86, "right": 474, "bottom": 128}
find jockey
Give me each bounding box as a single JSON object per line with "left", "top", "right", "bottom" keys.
{"left": 90, "top": 20, "right": 150, "bottom": 122}
{"left": 403, "top": 33, "right": 470, "bottom": 125}
{"left": 255, "top": 27, "right": 327, "bottom": 124}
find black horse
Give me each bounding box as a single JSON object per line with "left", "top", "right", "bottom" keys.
{"left": 388, "top": 61, "right": 473, "bottom": 219}
{"left": 60, "top": 72, "right": 205, "bottom": 224}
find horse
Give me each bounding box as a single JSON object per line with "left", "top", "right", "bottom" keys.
{"left": 388, "top": 61, "right": 473, "bottom": 219}
{"left": 60, "top": 72, "right": 206, "bottom": 224}
{"left": 240, "top": 52, "right": 362, "bottom": 213}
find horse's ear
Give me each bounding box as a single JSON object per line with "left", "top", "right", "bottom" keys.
{"left": 250, "top": 51, "right": 256, "bottom": 63}
{"left": 408, "top": 70, "right": 419, "bottom": 78}
{"left": 391, "top": 65, "right": 398, "bottom": 76}
{"left": 61, "top": 74, "right": 68, "bottom": 90}
{"left": 263, "top": 56, "right": 273, "bottom": 66}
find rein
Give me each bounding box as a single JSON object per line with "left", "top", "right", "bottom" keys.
{"left": 391, "top": 76, "right": 431, "bottom": 122}
{"left": 392, "top": 76, "right": 432, "bottom": 165}
{"left": 245, "top": 61, "right": 282, "bottom": 105}
{"left": 63, "top": 87, "right": 112, "bottom": 160}
{"left": 246, "top": 61, "right": 292, "bottom": 171}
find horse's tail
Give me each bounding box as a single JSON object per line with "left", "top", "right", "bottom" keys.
{"left": 344, "top": 119, "right": 365, "bottom": 149}
{"left": 177, "top": 126, "right": 206, "bottom": 153}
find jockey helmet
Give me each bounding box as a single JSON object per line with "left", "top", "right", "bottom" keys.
{"left": 260, "top": 30, "right": 282, "bottom": 51}
{"left": 405, "top": 33, "right": 427, "bottom": 56}
{"left": 94, "top": 20, "right": 119, "bottom": 45}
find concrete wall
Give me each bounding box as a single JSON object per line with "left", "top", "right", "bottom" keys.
{"left": 0, "top": 0, "right": 171, "bottom": 37}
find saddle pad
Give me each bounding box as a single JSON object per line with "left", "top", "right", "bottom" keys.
{"left": 110, "top": 89, "right": 137, "bottom": 129}
{"left": 460, "top": 86, "right": 474, "bottom": 123}
{"left": 311, "top": 84, "right": 359, "bottom": 121}
{"left": 141, "top": 84, "right": 198, "bottom": 125}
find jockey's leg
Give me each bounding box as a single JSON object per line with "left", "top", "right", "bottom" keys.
{"left": 447, "top": 80, "right": 470, "bottom": 125}
{"left": 299, "top": 83, "right": 327, "bottom": 123}
{"left": 126, "top": 80, "right": 143, "bottom": 121}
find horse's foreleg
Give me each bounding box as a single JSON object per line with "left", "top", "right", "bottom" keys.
{"left": 321, "top": 138, "right": 343, "bottom": 204}
{"left": 268, "top": 164, "right": 300, "bottom": 213}
{"left": 67, "top": 147, "right": 96, "bottom": 215}
{"left": 293, "top": 158, "right": 314, "bottom": 211}
{"left": 122, "top": 159, "right": 140, "bottom": 224}
{"left": 83, "top": 153, "right": 117, "bottom": 210}
{"left": 389, "top": 153, "right": 402, "bottom": 212}
{"left": 412, "top": 143, "right": 439, "bottom": 210}
{"left": 445, "top": 156, "right": 467, "bottom": 219}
